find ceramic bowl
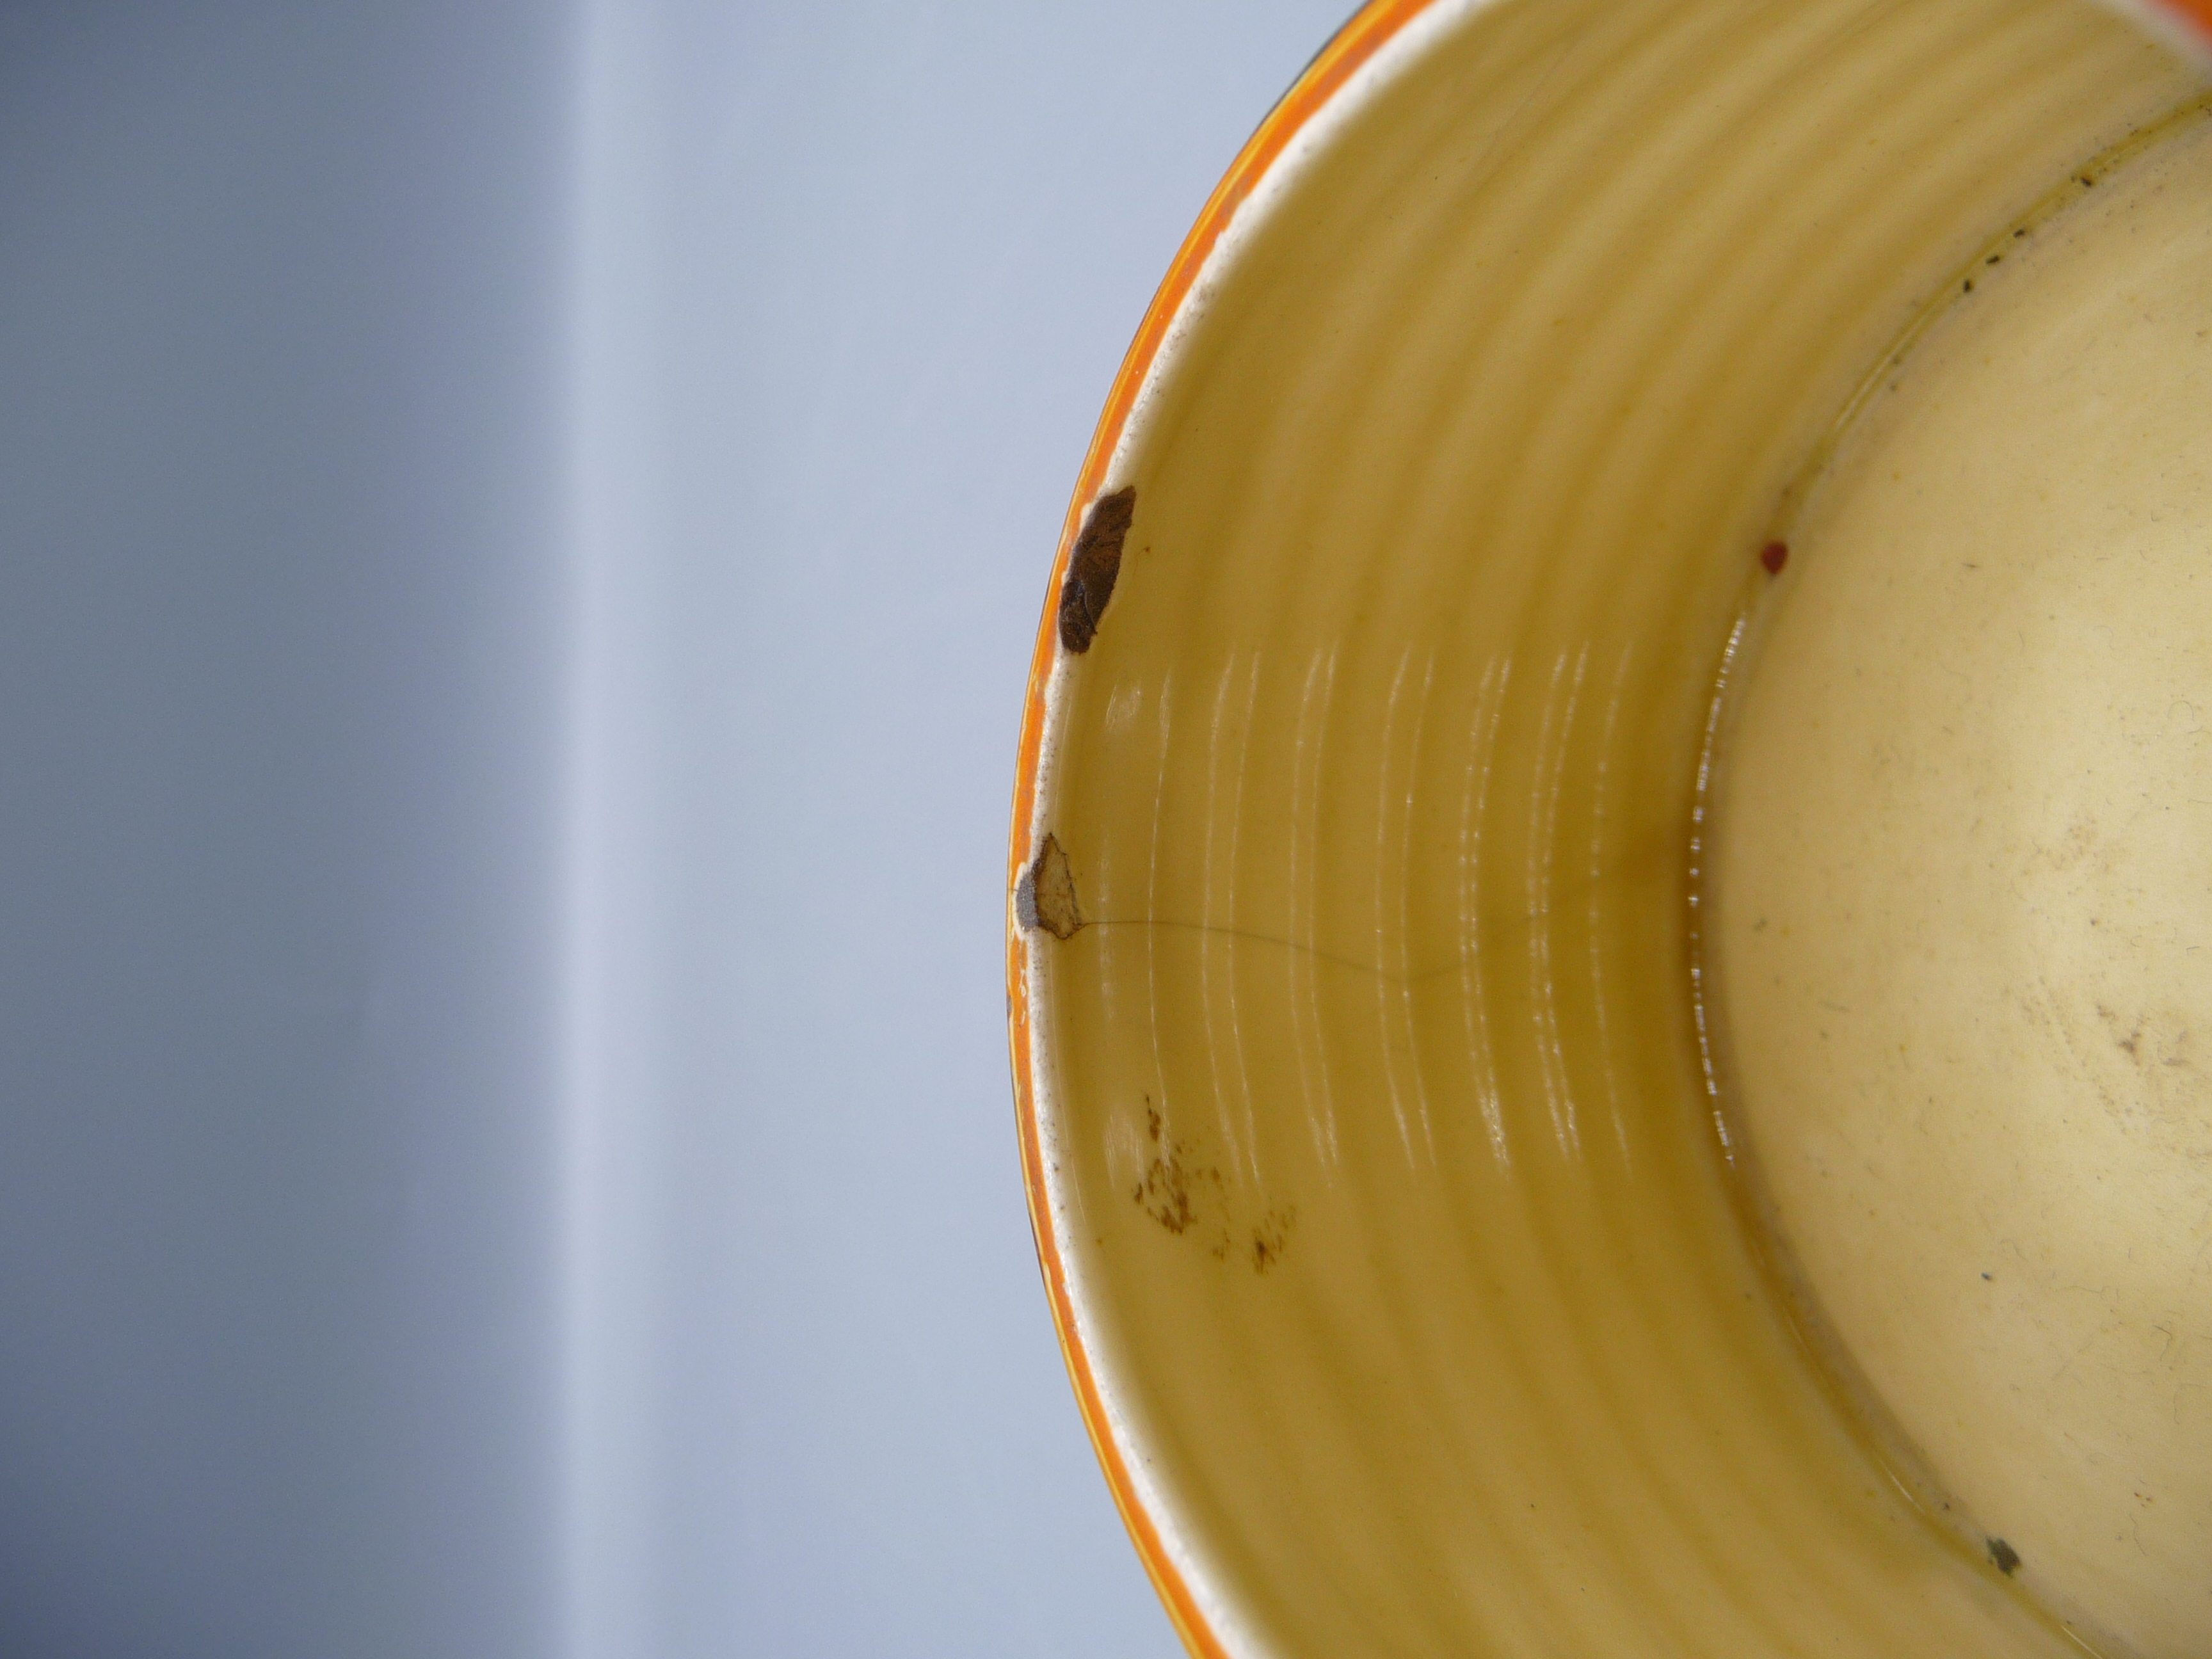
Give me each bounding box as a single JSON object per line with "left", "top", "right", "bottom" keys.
{"left": 1009, "top": 1, "right": 2211, "bottom": 1654}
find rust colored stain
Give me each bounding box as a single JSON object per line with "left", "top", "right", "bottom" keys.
{"left": 1132, "top": 1106, "right": 1297, "bottom": 1273}
{"left": 1134, "top": 1107, "right": 1221, "bottom": 1238}
{"left": 1016, "top": 833, "right": 1084, "bottom": 940}
{"left": 1759, "top": 540, "right": 1789, "bottom": 575}
{"left": 1249, "top": 1207, "right": 1297, "bottom": 1273}
{"left": 1057, "top": 485, "right": 1137, "bottom": 653}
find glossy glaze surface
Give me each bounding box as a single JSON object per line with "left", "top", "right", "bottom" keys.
{"left": 1010, "top": 0, "right": 2204, "bottom": 1652}
{"left": 1715, "top": 108, "right": 2212, "bottom": 1659}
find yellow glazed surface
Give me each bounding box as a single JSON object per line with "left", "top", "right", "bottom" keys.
{"left": 1715, "top": 109, "right": 2212, "bottom": 1659}
{"left": 1008, "top": 0, "right": 2206, "bottom": 1653}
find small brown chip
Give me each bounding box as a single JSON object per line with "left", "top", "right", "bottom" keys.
{"left": 1015, "top": 833, "right": 1084, "bottom": 940}
{"left": 1057, "top": 485, "right": 1136, "bottom": 653}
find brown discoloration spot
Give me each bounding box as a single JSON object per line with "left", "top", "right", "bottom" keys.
{"left": 1249, "top": 1206, "right": 1297, "bottom": 1274}
{"left": 1016, "top": 834, "right": 1083, "bottom": 940}
{"left": 1134, "top": 1106, "right": 1224, "bottom": 1240}
{"left": 1987, "top": 1536, "right": 2021, "bottom": 1576}
{"left": 2035, "top": 813, "right": 2102, "bottom": 876}
{"left": 1759, "top": 540, "right": 1788, "bottom": 575}
{"left": 1130, "top": 1107, "right": 1294, "bottom": 1272}
{"left": 1057, "top": 485, "right": 1136, "bottom": 653}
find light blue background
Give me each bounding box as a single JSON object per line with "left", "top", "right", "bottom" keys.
{"left": 0, "top": 1, "right": 1347, "bottom": 1655}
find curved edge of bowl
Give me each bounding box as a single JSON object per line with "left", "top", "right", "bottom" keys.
{"left": 1004, "top": 4, "right": 1442, "bottom": 1652}
{"left": 1006, "top": 1, "right": 2208, "bottom": 1654}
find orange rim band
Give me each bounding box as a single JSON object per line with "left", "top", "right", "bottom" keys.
{"left": 2168, "top": 0, "right": 2212, "bottom": 35}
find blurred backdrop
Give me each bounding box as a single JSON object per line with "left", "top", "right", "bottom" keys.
{"left": 0, "top": 1, "right": 1346, "bottom": 1655}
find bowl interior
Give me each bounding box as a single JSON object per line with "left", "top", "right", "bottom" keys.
{"left": 1011, "top": 0, "right": 2201, "bottom": 1653}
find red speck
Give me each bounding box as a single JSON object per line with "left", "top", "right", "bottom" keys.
{"left": 1759, "top": 540, "right": 1788, "bottom": 575}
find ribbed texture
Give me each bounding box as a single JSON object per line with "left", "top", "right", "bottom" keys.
{"left": 1016, "top": 0, "right": 2202, "bottom": 1653}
